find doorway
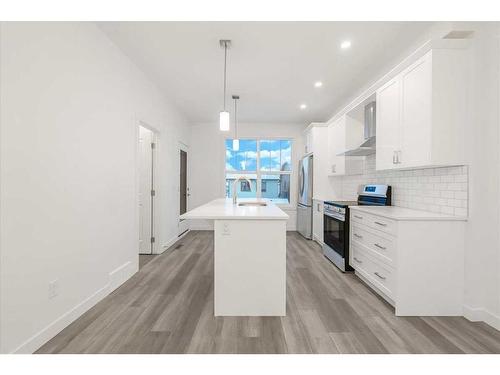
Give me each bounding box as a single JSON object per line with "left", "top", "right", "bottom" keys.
{"left": 138, "top": 124, "right": 157, "bottom": 254}
{"left": 179, "top": 144, "right": 189, "bottom": 236}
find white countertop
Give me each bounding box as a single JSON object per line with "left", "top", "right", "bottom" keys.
{"left": 180, "top": 198, "right": 289, "bottom": 220}
{"left": 349, "top": 205, "right": 468, "bottom": 221}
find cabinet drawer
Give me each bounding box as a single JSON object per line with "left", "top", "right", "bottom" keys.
{"left": 351, "top": 224, "right": 396, "bottom": 267}
{"left": 351, "top": 211, "right": 396, "bottom": 235}
{"left": 351, "top": 244, "right": 395, "bottom": 299}
{"left": 369, "top": 257, "right": 395, "bottom": 299}
{"left": 350, "top": 245, "right": 371, "bottom": 276}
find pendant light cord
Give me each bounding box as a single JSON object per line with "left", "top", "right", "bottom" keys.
{"left": 234, "top": 97, "right": 238, "bottom": 138}
{"left": 223, "top": 42, "right": 227, "bottom": 111}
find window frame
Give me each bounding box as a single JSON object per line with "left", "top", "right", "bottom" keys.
{"left": 224, "top": 137, "right": 293, "bottom": 206}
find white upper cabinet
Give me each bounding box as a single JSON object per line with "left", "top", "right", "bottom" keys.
{"left": 305, "top": 129, "right": 313, "bottom": 154}
{"left": 376, "top": 49, "right": 466, "bottom": 170}
{"left": 327, "top": 116, "right": 346, "bottom": 176}
{"left": 327, "top": 115, "right": 364, "bottom": 176}
{"left": 376, "top": 78, "right": 401, "bottom": 170}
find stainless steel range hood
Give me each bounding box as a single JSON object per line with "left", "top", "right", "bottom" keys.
{"left": 338, "top": 101, "right": 376, "bottom": 157}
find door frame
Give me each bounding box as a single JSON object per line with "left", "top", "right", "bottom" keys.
{"left": 178, "top": 142, "right": 190, "bottom": 236}
{"left": 136, "top": 120, "right": 159, "bottom": 255}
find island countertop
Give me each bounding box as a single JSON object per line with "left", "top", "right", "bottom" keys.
{"left": 180, "top": 198, "right": 289, "bottom": 220}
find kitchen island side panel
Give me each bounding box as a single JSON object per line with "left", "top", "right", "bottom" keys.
{"left": 214, "top": 219, "right": 287, "bottom": 316}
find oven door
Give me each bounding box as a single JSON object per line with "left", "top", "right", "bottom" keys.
{"left": 323, "top": 212, "right": 346, "bottom": 257}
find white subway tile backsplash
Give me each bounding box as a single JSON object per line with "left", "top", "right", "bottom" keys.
{"left": 333, "top": 155, "right": 468, "bottom": 217}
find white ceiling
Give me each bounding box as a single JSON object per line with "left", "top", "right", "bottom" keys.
{"left": 98, "top": 22, "right": 436, "bottom": 124}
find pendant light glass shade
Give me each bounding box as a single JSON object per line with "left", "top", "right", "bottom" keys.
{"left": 219, "top": 111, "right": 230, "bottom": 131}
{"left": 232, "top": 139, "right": 239, "bottom": 151}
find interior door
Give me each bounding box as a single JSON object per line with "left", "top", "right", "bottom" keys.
{"left": 376, "top": 78, "right": 401, "bottom": 170}
{"left": 178, "top": 146, "right": 189, "bottom": 236}
{"left": 138, "top": 125, "right": 154, "bottom": 254}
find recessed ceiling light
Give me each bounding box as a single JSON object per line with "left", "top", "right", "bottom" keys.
{"left": 300, "top": 104, "right": 307, "bottom": 110}
{"left": 340, "top": 40, "right": 352, "bottom": 49}
{"left": 314, "top": 81, "right": 323, "bottom": 88}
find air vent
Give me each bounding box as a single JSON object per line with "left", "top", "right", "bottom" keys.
{"left": 443, "top": 30, "right": 474, "bottom": 39}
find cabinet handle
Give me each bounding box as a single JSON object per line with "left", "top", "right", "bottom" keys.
{"left": 354, "top": 215, "right": 363, "bottom": 220}
{"left": 398, "top": 150, "right": 402, "bottom": 164}
{"left": 392, "top": 151, "right": 397, "bottom": 164}
{"left": 374, "top": 272, "right": 386, "bottom": 280}
{"left": 374, "top": 243, "right": 386, "bottom": 250}
{"left": 354, "top": 233, "right": 363, "bottom": 239}
{"left": 354, "top": 257, "right": 362, "bottom": 263}
{"left": 374, "top": 221, "right": 387, "bottom": 227}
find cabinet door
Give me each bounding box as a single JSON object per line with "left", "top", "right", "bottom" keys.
{"left": 305, "top": 130, "right": 312, "bottom": 154}
{"left": 400, "top": 54, "right": 432, "bottom": 168}
{"left": 327, "top": 117, "right": 345, "bottom": 175}
{"left": 312, "top": 200, "right": 324, "bottom": 243}
{"left": 376, "top": 78, "right": 401, "bottom": 170}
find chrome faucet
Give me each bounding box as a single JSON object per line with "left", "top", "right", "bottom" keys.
{"left": 232, "top": 176, "right": 252, "bottom": 205}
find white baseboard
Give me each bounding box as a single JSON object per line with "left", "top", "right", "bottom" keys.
{"left": 463, "top": 305, "right": 500, "bottom": 331}
{"left": 312, "top": 235, "right": 324, "bottom": 246}
{"left": 109, "top": 261, "right": 135, "bottom": 292}
{"left": 11, "top": 260, "right": 137, "bottom": 354}
{"left": 160, "top": 231, "right": 190, "bottom": 253}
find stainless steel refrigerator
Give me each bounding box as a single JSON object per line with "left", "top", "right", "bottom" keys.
{"left": 297, "top": 154, "right": 313, "bottom": 239}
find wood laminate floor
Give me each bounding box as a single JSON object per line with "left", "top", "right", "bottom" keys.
{"left": 37, "top": 231, "right": 500, "bottom": 354}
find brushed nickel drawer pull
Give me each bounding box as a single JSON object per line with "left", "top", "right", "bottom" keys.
{"left": 354, "top": 215, "right": 363, "bottom": 219}
{"left": 354, "top": 233, "right": 363, "bottom": 239}
{"left": 374, "top": 243, "right": 386, "bottom": 250}
{"left": 374, "top": 221, "right": 387, "bottom": 227}
{"left": 354, "top": 257, "right": 362, "bottom": 263}
{"left": 374, "top": 272, "right": 386, "bottom": 280}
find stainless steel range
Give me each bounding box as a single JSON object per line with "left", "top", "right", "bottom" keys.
{"left": 323, "top": 184, "right": 391, "bottom": 272}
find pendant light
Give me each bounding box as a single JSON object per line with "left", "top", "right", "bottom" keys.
{"left": 219, "top": 40, "right": 231, "bottom": 131}
{"left": 232, "top": 95, "right": 240, "bottom": 151}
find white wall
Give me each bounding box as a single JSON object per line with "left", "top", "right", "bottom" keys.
{"left": 188, "top": 122, "right": 306, "bottom": 230}
{"left": 0, "top": 22, "right": 190, "bottom": 353}
{"left": 461, "top": 23, "right": 500, "bottom": 330}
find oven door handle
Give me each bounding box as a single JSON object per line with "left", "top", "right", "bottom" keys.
{"left": 323, "top": 212, "right": 345, "bottom": 221}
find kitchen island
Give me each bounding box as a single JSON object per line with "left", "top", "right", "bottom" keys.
{"left": 180, "top": 198, "right": 288, "bottom": 316}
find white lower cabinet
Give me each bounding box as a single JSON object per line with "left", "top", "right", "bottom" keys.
{"left": 349, "top": 207, "right": 465, "bottom": 316}
{"left": 312, "top": 200, "right": 324, "bottom": 244}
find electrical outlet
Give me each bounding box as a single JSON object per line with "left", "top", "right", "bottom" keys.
{"left": 48, "top": 279, "right": 59, "bottom": 299}
{"left": 222, "top": 223, "right": 230, "bottom": 236}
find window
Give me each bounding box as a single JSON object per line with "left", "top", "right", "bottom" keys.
{"left": 225, "top": 139, "right": 292, "bottom": 204}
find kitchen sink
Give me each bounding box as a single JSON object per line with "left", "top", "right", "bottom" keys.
{"left": 238, "top": 202, "right": 267, "bottom": 207}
